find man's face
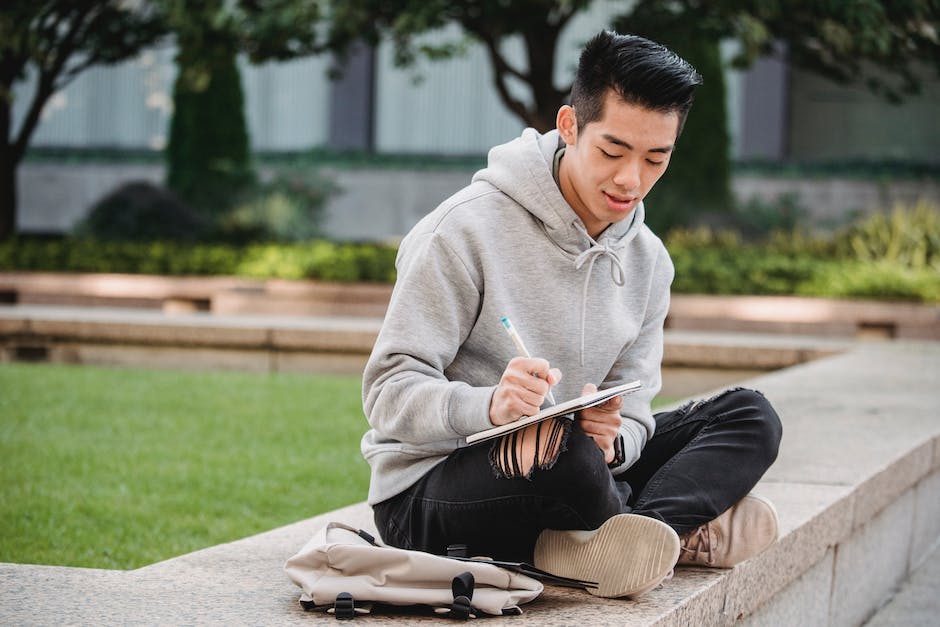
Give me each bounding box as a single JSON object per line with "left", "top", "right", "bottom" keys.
{"left": 556, "top": 90, "right": 679, "bottom": 238}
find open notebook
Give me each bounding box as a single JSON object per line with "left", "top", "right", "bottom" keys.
{"left": 466, "top": 380, "right": 642, "bottom": 444}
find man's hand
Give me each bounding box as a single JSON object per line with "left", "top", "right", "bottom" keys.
{"left": 577, "top": 383, "right": 623, "bottom": 463}
{"left": 489, "top": 357, "right": 562, "bottom": 426}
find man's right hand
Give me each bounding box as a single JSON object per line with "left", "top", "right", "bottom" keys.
{"left": 489, "top": 357, "right": 562, "bottom": 426}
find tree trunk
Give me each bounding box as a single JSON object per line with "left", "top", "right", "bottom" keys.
{"left": 523, "top": 26, "right": 565, "bottom": 133}
{"left": 0, "top": 97, "right": 16, "bottom": 241}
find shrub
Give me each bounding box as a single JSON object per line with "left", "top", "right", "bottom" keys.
{"left": 832, "top": 201, "right": 940, "bottom": 270}
{"left": 74, "top": 181, "right": 214, "bottom": 242}
{"left": 220, "top": 171, "right": 338, "bottom": 243}
{"left": 731, "top": 193, "right": 808, "bottom": 238}
{"left": 166, "top": 36, "right": 253, "bottom": 216}
{"left": 798, "top": 261, "right": 940, "bottom": 302}
{"left": 0, "top": 238, "right": 399, "bottom": 283}
{"left": 4, "top": 202, "right": 939, "bottom": 302}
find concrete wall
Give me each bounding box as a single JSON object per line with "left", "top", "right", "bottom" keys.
{"left": 17, "top": 162, "right": 940, "bottom": 241}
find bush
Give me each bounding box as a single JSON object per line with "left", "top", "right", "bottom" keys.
{"left": 832, "top": 201, "right": 940, "bottom": 270}
{"left": 4, "top": 203, "right": 939, "bottom": 302}
{"left": 797, "top": 261, "right": 940, "bottom": 302}
{"left": 665, "top": 201, "right": 940, "bottom": 302}
{"left": 0, "top": 238, "right": 397, "bottom": 284}
{"left": 166, "top": 38, "right": 253, "bottom": 216}
{"left": 75, "top": 168, "right": 338, "bottom": 245}
{"left": 74, "top": 182, "right": 214, "bottom": 242}
{"left": 220, "top": 171, "right": 338, "bottom": 243}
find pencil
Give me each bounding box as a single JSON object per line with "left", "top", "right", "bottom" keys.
{"left": 500, "top": 316, "right": 556, "bottom": 405}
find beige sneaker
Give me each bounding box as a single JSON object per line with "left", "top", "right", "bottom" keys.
{"left": 678, "top": 494, "right": 779, "bottom": 568}
{"left": 533, "top": 514, "right": 680, "bottom": 598}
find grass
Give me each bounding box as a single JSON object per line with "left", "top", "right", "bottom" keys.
{"left": 0, "top": 362, "right": 369, "bottom": 570}
{"left": 1, "top": 362, "right": 678, "bottom": 570}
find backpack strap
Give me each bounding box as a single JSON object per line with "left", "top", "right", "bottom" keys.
{"left": 325, "top": 522, "right": 380, "bottom": 546}
{"left": 447, "top": 572, "right": 475, "bottom": 620}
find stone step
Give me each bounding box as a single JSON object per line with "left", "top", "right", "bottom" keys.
{"left": 3, "top": 272, "right": 938, "bottom": 339}
{"left": 0, "top": 304, "right": 852, "bottom": 376}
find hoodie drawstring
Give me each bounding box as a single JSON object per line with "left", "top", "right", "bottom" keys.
{"left": 574, "top": 244, "right": 626, "bottom": 365}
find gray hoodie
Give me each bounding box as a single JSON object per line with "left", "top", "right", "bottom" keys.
{"left": 360, "top": 128, "right": 674, "bottom": 506}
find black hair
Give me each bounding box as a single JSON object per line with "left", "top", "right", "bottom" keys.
{"left": 570, "top": 31, "right": 703, "bottom": 136}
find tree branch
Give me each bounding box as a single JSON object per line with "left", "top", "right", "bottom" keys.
{"left": 478, "top": 34, "right": 532, "bottom": 125}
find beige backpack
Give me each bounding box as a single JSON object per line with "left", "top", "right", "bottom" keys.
{"left": 284, "top": 522, "right": 547, "bottom": 618}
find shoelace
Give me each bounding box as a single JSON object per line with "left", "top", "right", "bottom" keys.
{"left": 680, "top": 524, "right": 715, "bottom": 566}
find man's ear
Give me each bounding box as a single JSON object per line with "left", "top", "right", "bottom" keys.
{"left": 556, "top": 105, "right": 578, "bottom": 145}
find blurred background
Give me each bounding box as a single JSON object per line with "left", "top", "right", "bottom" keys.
{"left": 4, "top": 0, "right": 938, "bottom": 247}
{"left": 2, "top": 0, "right": 938, "bottom": 575}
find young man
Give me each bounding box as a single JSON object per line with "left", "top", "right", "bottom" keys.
{"left": 361, "top": 30, "right": 782, "bottom": 598}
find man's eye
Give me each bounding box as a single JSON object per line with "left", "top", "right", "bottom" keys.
{"left": 600, "top": 149, "right": 619, "bottom": 158}
{"left": 647, "top": 159, "right": 664, "bottom": 166}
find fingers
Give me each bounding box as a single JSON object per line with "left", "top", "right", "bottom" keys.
{"left": 505, "top": 357, "right": 553, "bottom": 387}
{"left": 489, "top": 357, "right": 561, "bottom": 426}
{"left": 578, "top": 382, "right": 622, "bottom": 463}
{"left": 582, "top": 381, "right": 623, "bottom": 411}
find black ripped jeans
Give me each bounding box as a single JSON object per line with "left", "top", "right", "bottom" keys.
{"left": 372, "top": 388, "right": 783, "bottom": 562}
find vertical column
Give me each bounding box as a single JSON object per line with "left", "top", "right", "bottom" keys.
{"left": 328, "top": 42, "right": 376, "bottom": 152}
{"left": 738, "top": 45, "right": 790, "bottom": 161}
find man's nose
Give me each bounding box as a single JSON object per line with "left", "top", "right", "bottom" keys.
{"left": 612, "top": 159, "right": 641, "bottom": 191}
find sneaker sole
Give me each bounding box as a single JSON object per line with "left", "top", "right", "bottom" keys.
{"left": 533, "top": 514, "right": 680, "bottom": 598}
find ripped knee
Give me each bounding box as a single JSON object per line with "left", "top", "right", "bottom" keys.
{"left": 489, "top": 417, "right": 571, "bottom": 479}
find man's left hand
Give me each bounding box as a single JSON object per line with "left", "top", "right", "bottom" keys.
{"left": 576, "top": 383, "right": 623, "bottom": 464}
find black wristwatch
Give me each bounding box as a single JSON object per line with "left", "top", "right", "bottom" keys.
{"left": 607, "top": 433, "right": 626, "bottom": 469}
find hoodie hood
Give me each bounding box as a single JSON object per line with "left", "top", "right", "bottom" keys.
{"left": 472, "top": 128, "right": 646, "bottom": 257}
{"left": 473, "top": 128, "right": 650, "bottom": 365}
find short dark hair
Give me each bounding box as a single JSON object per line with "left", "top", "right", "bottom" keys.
{"left": 570, "top": 31, "right": 702, "bottom": 136}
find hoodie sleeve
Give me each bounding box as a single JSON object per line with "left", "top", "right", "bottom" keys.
{"left": 362, "top": 231, "right": 497, "bottom": 445}
{"left": 606, "top": 245, "right": 675, "bottom": 475}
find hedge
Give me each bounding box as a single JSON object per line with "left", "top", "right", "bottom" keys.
{"left": 0, "top": 239, "right": 398, "bottom": 284}
{"left": 2, "top": 204, "right": 938, "bottom": 303}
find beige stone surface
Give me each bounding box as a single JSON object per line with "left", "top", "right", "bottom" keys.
{"left": 718, "top": 481, "right": 853, "bottom": 622}
{"left": 52, "top": 343, "right": 274, "bottom": 372}
{"left": 830, "top": 491, "right": 916, "bottom": 627}
{"left": 909, "top": 470, "right": 940, "bottom": 572}
{"left": 742, "top": 548, "right": 834, "bottom": 627}
{"left": 667, "top": 294, "right": 940, "bottom": 340}
{"left": 757, "top": 343, "right": 940, "bottom": 489}
{"left": 865, "top": 543, "right": 940, "bottom": 627}
{"left": 273, "top": 351, "right": 369, "bottom": 375}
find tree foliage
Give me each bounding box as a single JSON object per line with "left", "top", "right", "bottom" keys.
{"left": 322, "top": 0, "right": 595, "bottom": 132}
{"left": 323, "top": 0, "right": 940, "bottom": 131}
{"left": 0, "top": 0, "right": 325, "bottom": 241}
{"left": 163, "top": 0, "right": 323, "bottom": 216}
{"left": 624, "top": 0, "right": 940, "bottom": 103}
{"left": 0, "top": 1, "right": 168, "bottom": 240}
{"left": 321, "top": 0, "right": 939, "bottom": 232}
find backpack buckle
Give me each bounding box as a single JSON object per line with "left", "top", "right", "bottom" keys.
{"left": 333, "top": 592, "right": 355, "bottom": 620}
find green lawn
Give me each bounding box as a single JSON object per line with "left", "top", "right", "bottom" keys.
{"left": 0, "top": 362, "right": 369, "bottom": 569}
{"left": 1, "top": 362, "right": 678, "bottom": 571}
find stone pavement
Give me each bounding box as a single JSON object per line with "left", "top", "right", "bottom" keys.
{"left": 1, "top": 334, "right": 938, "bottom": 625}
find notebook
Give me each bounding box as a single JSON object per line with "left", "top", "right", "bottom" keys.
{"left": 466, "top": 380, "right": 642, "bottom": 444}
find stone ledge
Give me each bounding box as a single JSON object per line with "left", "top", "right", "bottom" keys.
{"left": 3, "top": 272, "right": 937, "bottom": 339}
{"left": 0, "top": 304, "right": 853, "bottom": 374}
{"left": 666, "top": 294, "right": 940, "bottom": 340}
{"left": 1, "top": 341, "right": 938, "bottom": 625}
